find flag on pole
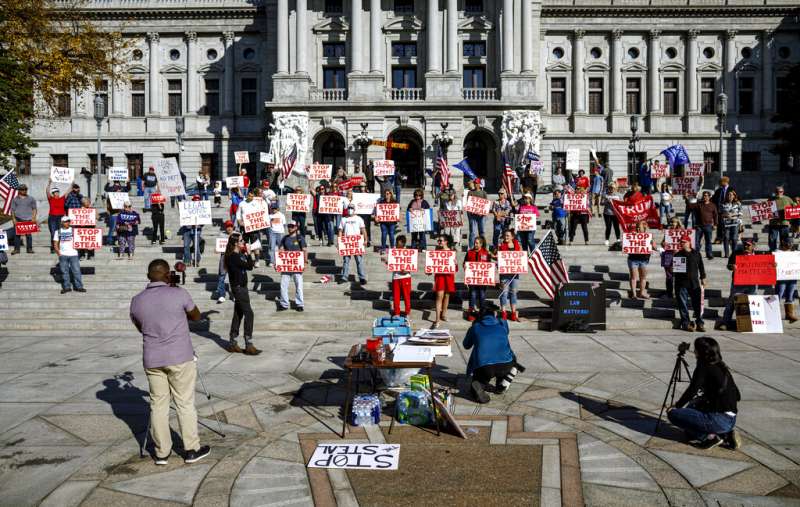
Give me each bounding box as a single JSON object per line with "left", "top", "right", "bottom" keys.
{"left": 452, "top": 158, "right": 478, "bottom": 181}
{"left": 0, "top": 171, "right": 20, "bottom": 215}
{"left": 528, "top": 231, "right": 570, "bottom": 299}
{"left": 660, "top": 144, "right": 691, "bottom": 169}
{"left": 436, "top": 144, "right": 450, "bottom": 189}
{"left": 281, "top": 144, "right": 298, "bottom": 180}
{"left": 501, "top": 155, "right": 516, "bottom": 196}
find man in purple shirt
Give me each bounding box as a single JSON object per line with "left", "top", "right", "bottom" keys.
{"left": 130, "top": 259, "right": 210, "bottom": 465}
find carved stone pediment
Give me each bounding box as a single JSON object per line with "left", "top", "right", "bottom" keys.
{"left": 312, "top": 17, "right": 349, "bottom": 33}
{"left": 621, "top": 62, "right": 648, "bottom": 72}
{"left": 458, "top": 15, "right": 494, "bottom": 31}
{"left": 585, "top": 62, "right": 610, "bottom": 72}
{"left": 660, "top": 62, "right": 686, "bottom": 72}
{"left": 197, "top": 62, "right": 224, "bottom": 73}
{"left": 546, "top": 62, "right": 572, "bottom": 72}
{"left": 236, "top": 63, "right": 261, "bottom": 72}
{"left": 127, "top": 64, "right": 148, "bottom": 74}
{"left": 160, "top": 64, "right": 186, "bottom": 74}
{"left": 697, "top": 62, "right": 723, "bottom": 72}
{"left": 383, "top": 16, "right": 424, "bottom": 33}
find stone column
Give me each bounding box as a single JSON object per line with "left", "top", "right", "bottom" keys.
{"left": 146, "top": 32, "right": 160, "bottom": 115}
{"left": 223, "top": 31, "right": 235, "bottom": 115}
{"left": 446, "top": 0, "right": 458, "bottom": 73}
{"left": 427, "top": 0, "right": 441, "bottom": 73}
{"left": 502, "top": 0, "right": 513, "bottom": 73}
{"left": 686, "top": 29, "right": 698, "bottom": 113}
{"left": 277, "top": 0, "right": 289, "bottom": 74}
{"left": 572, "top": 29, "right": 586, "bottom": 113}
{"left": 370, "top": 0, "right": 382, "bottom": 73}
{"left": 296, "top": 0, "right": 308, "bottom": 75}
{"left": 648, "top": 29, "right": 661, "bottom": 113}
{"left": 111, "top": 72, "right": 124, "bottom": 115}
{"left": 611, "top": 29, "right": 623, "bottom": 113}
{"left": 351, "top": 0, "right": 364, "bottom": 73}
{"left": 761, "top": 29, "right": 774, "bottom": 114}
{"left": 185, "top": 32, "right": 198, "bottom": 114}
{"left": 521, "top": 0, "right": 533, "bottom": 73}
{"left": 724, "top": 30, "right": 736, "bottom": 113}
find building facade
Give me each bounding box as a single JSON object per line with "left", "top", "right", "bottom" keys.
{"left": 20, "top": 0, "right": 800, "bottom": 198}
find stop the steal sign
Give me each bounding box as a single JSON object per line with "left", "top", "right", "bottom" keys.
{"left": 307, "top": 443, "right": 400, "bottom": 470}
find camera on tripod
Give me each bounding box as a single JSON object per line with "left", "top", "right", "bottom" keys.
{"left": 656, "top": 341, "right": 694, "bottom": 433}
{"left": 677, "top": 342, "right": 691, "bottom": 356}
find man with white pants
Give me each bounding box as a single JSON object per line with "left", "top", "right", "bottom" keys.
{"left": 278, "top": 221, "right": 307, "bottom": 312}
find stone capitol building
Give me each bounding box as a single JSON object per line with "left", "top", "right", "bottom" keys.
{"left": 19, "top": 0, "right": 800, "bottom": 197}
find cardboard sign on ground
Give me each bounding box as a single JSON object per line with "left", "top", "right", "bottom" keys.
{"left": 307, "top": 443, "right": 400, "bottom": 470}
{"left": 735, "top": 295, "right": 783, "bottom": 333}
{"left": 464, "top": 261, "right": 496, "bottom": 286}
{"left": 387, "top": 248, "right": 419, "bottom": 272}
{"left": 67, "top": 208, "right": 97, "bottom": 227}
{"left": 425, "top": 250, "right": 456, "bottom": 274}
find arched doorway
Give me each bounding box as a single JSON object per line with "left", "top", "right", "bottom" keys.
{"left": 313, "top": 130, "right": 346, "bottom": 170}
{"left": 463, "top": 129, "right": 499, "bottom": 191}
{"left": 387, "top": 128, "right": 424, "bottom": 188}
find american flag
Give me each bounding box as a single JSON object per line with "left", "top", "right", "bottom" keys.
{"left": 0, "top": 171, "right": 20, "bottom": 215}
{"left": 436, "top": 144, "right": 450, "bottom": 189}
{"left": 281, "top": 144, "right": 298, "bottom": 180}
{"left": 501, "top": 155, "right": 516, "bottom": 197}
{"left": 528, "top": 231, "right": 570, "bottom": 299}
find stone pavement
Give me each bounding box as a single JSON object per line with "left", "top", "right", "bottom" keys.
{"left": 3, "top": 327, "right": 800, "bottom": 506}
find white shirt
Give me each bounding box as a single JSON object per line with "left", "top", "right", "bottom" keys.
{"left": 269, "top": 211, "right": 286, "bottom": 234}
{"left": 339, "top": 215, "right": 365, "bottom": 237}
{"left": 54, "top": 228, "right": 78, "bottom": 257}
{"left": 236, "top": 199, "right": 266, "bottom": 225}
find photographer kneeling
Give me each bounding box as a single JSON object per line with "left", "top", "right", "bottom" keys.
{"left": 668, "top": 337, "right": 741, "bottom": 450}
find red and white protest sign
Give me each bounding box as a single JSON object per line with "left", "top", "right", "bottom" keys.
{"left": 650, "top": 162, "right": 670, "bottom": 179}
{"left": 514, "top": 213, "right": 537, "bottom": 232}
{"left": 234, "top": 151, "right": 250, "bottom": 164}
{"left": 275, "top": 250, "right": 305, "bottom": 272}
{"left": 563, "top": 192, "right": 589, "bottom": 212}
{"left": 286, "top": 193, "right": 312, "bottom": 213}
{"left": 373, "top": 160, "right": 395, "bottom": 177}
{"left": 662, "top": 228, "right": 696, "bottom": 252}
{"left": 337, "top": 175, "right": 365, "bottom": 191}
{"left": 318, "top": 195, "right": 343, "bottom": 214}
{"left": 386, "top": 248, "right": 418, "bottom": 272}
{"left": 464, "top": 261, "right": 496, "bottom": 286}
{"left": 734, "top": 254, "right": 777, "bottom": 286}
{"left": 611, "top": 196, "right": 662, "bottom": 232}
{"left": 150, "top": 193, "right": 166, "bottom": 205}
{"left": 463, "top": 195, "right": 492, "bottom": 216}
{"left": 672, "top": 176, "right": 700, "bottom": 194}
{"left": 15, "top": 221, "right": 39, "bottom": 235}
{"left": 375, "top": 203, "right": 400, "bottom": 222}
{"left": 243, "top": 209, "right": 268, "bottom": 232}
{"left": 622, "top": 232, "right": 653, "bottom": 254}
{"left": 425, "top": 250, "right": 457, "bottom": 274}
{"left": 307, "top": 163, "right": 333, "bottom": 181}
{"left": 616, "top": 177, "right": 629, "bottom": 189}
{"left": 748, "top": 200, "right": 778, "bottom": 223}
{"left": 438, "top": 210, "right": 462, "bottom": 228}
{"left": 785, "top": 205, "right": 800, "bottom": 220}
{"left": 67, "top": 208, "right": 97, "bottom": 226}
{"left": 497, "top": 251, "right": 528, "bottom": 275}
{"left": 337, "top": 235, "right": 365, "bottom": 256}
{"left": 685, "top": 163, "right": 704, "bottom": 177}
{"left": 226, "top": 176, "right": 245, "bottom": 189}
{"left": 215, "top": 237, "right": 228, "bottom": 253}
{"left": 73, "top": 228, "right": 102, "bottom": 250}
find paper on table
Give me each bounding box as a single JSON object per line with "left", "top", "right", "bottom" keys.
{"left": 392, "top": 345, "right": 434, "bottom": 363}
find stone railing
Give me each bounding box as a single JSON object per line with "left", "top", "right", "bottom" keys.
{"left": 388, "top": 88, "right": 424, "bottom": 101}
{"left": 311, "top": 88, "right": 347, "bottom": 101}
{"left": 463, "top": 88, "right": 498, "bottom": 101}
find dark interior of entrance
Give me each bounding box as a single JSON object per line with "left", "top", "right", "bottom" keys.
{"left": 463, "top": 131, "right": 497, "bottom": 192}
{"left": 387, "top": 130, "right": 424, "bottom": 188}
{"left": 316, "top": 131, "right": 347, "bottom": 170}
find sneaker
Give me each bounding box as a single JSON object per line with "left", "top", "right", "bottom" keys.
{"left": 696, "top": 323, "right": 706, "bottom": 332}
{"left": 296, "top": 306, "right": 304, "bottom": 312}
{"left": 243, "top": 344, "right": 262, "bottom": 356}
{"left": 61, "top": 288, "right": 72, "bottom": 294}
{"left": 26, "top": 249, "right": 34, "bottom": 254}
{"left": 154, "top": 453, "right": 170, "bottom": 466}
{"left": 276, "top": 306, "right": 288, "bottom": 312}
{"left": 184, "top": 445, "right": 210, "bottom": 464}
{"left": 692, "top": 435, "right": 723, "bottom": 450}
{"left": 217, "top": 297, "right": 226, "bottom": 303}
{"left": 722, "top": 430, "right": 741, "bottom": 450}
{"left": 75, "top": 288, "right": 86, "bottom": 293}
{"left": 470, "top": 380, "right": 490, "bottom": 404}
{"left": 604, "top": 240, "right": 609, "bottom": 246}
{"left": 359, "top": 278, "right": 368, "bottom": 285}
{"left": 500, "top": 310, "right": 507, "bottom": 320}
{"left": 430, "top": 321, "right": 439, "bottom": 330}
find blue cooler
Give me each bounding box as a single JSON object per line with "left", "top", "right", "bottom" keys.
{"left": 372, "top": 316, "right": 411, "bottom": 344}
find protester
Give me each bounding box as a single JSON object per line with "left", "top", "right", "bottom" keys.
{"left": 498, "top": 230, "right": 522, "bottom": 321}
{"left": 627, "top": 220, "right": 656, "bottom": 299}
{"left": 466, "top": 179, "right": 488, "bottom": 248}
{"left": 150, "top": 192, "right": 166, "bottom": 245}
{"left": 522, "top": 163, "right": 540, "bottom": 199}
{"left": 268, "top": 202, "right": 285, "bottom": 266}
{"left": 117, "top": 202, "right": 141, "bottom": 259}
{"left": 514, "top": 193, "right": 539, "bottom": 252}
{"left": 590, "top": 168, "right": 604, "bottom": 216}
{"left": 223, "top": 235, "right": 261, "bottom": 354}
{"left": 236, "top": 191, "right": 264, "bottom": 267}
{"left": 673, "top": 237, "right": 707, "bottom": 332}
{"left": 463, "top": 302, "right": 522, "bottom": 404}
{"left": 769, "top": 185, "right": 794, "bottom": 252}
{"left": 568, "top": 189, "right": 590, "bottom": 245}
{"left": 407, "top": 188, "right": 431, "bottom": 251}
{"left": 365, "top": 160, "right": 375, "bottom": 193}
{"left": 215, "top": 221, "right": 235, "bottom": 303}
{"left": 196, "top": 171, "right": 210, "bottom": 200}
{"left": 637, "top": 162, "right": 653, "bottom": 194}
{"left": 392, "top": 171, "right": 404, "bottom": 203}
{"left": 213, "top": 180, "right": 223, "bottom": 207}
{"left": 711, "top": 176, "right": 734, "bottom": 243}
{"left": 717, "top": 238, "right": 761, "bottom": 330}
{"left": 52, "top": 216, "right": 85, "bottom": 294}
{"left": 601, "top": 183, "right": 622, "bottom": 247}
{"left": 431, "top": 234, "right": 456, "bottom": 329}
{"left": 683, "top": 191, "right": 699, "bottom": 229}
{"left": 353, "top": 183, "right": 374, "bottom": 247}
{"left": 278, "top": 220, "right": 307, "bottom": 312}
{"left": 239, "top": 168, "right": 250, "bottom": 196}
{"left": 659, "top": 182, "right": 674, "bottom": 225}
{"left": 229, "top": 186, "right": 243, "bottom": 222}
{"left": 338, "top": 204, "right": 368, "bottom": 285}
{"left": 10, "top": 184, "right": 36, "bottom": 254}
{"left": 76, "top": 198, "right": 96, "bottom": 261}
{"left": 624, "top": 182, "right": 645, "bottom": 204}
{"left": 388, "top": 235, "right": 413, "bottom": 317}
{"left": 439, "top": 189, "right": 463, "bottom": 250}
{"left": 574, "top": 169, "right": 589, "bottom": 192}
{"left": 660, "top": 217, "right": 685, "bottom": 300}
{"left": 45, "top": 182, "right": 67, "bottom": 253}
{"left": 64, "top": 183, "right": 84, "bottom": 213}
{"left": 376, "top": 188, "right": 398, "bottom": 253}
{"left": 492, "top": 189, "right": 514, "bottom": 248}
{"left": 142, "top": 167, "right": 158, "bottom": 211}
{"left": 668, "top": 337, "right": 741, "bottom": 450}
{"left": 464, "top": 236, "right": 492, "bottom": 321}
{"left": 549, "top": 189, "right": 567, "bottom": 245}
{"left": 687, "top": 191, "right": 718, "bottom": 260}
{"left": 129, "top": 258, "right": 211, "bottom": 465}
{"left": 720, "top": 190, "right": 743, "bottom": 258}
{"left": 775, "top": 240, "right": 798, "bottom": 323}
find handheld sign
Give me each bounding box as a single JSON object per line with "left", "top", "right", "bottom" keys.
{"left": 685, "top": 163, "right": 704, "bottom": 177}
{"left": 179, "top": 200, "right": 213, "bottom": 226}
{"left": 107, "top": 192, "right": 129, "bottom": 210}
{"left": 375, "top": 203, "right": 400, "bottom": 222}
{"left": 307, "top": 163, "right": 333, "bottom": 181}
{"left": 73, "top": 228, "right": 103, "bottom": 250}
{"left": 387, "top": 248, "right": 419, "bottom": 272}
{"left": 153, "top": 158, "right": 185, "bottom": 197}
{"left": 514, "top": 213, "right": 537, "bottom": 232}
{"left": 351, "top": 193, "right": 380, "bottom": 215}
{"left": 425, "top": 250, "right": 456, "bottom": 274}
{"left": 215, "top": 237, "right": 228, "bottom": 253}
{"left": 0, "top": 229, "right": 7, "bottom": 251}
{"left": 338, "top": 235, "right": 365, "bottom": 256}
{"left": 67, "top": 208, "right": 97, "bottom": 227}
{"left": 563, "top": 192, "right": 589, "bottom": 212}
{"left": 748, "top": 201, "right": 778, "bottom": 224}
{"left": 226, "top": 176, "right": 245, "bottom": 189}
{"left": 734, "top": 254, "right": 776, "bottom": 286}
{"left": 15, "top": 221, "right": 39, "bottom": 235}
{"left": 307, "top": 443, "right": 400, "bottom": 470}
{"left": 785, "top": 205, "right": 800, "bottom": 220}
{"left": 663, "top": 229, "right": 695, "bottom": 252}
{"left": 259, "top": 152, "right": 273, "bottom": 164}
{"left": 234, "top": 151, "right": 250, "bottom": 164}
{"left": 150, "top": 193, "right": 166, "bottom": 205}
{"left": 464, "top": 261, "right": 496, "bottom": 286}
{"left": 286, "top": 193, "right": 312, "bottom": 213}
{"left": 775, "top": 251, "right": 800, "bottom": 281}
{"left": 735, "top": 295, "right": 783, "bottom": 334}
{"left": 622, "top": 232, "right": 653, "bottom": 254}
{"left": 530, "top": 160, "right": 544, "bottom": 175}
{"left": 373, "top": 160, "right": 395, "bottom": 177}
{"left": 108, "top": 167, "right": 128, "bottom": 181}
{"left": 438, "top": 209, "right": 463, "bottom": 228}
{"left": 318, "top": 195, "right": 343, "bottom": 214}
{"left": 650, "top": 162, "right": 670, "bottom": 179}
{"left": 672, "top": 256, "right": 688, "bottom": 274}
{"left": 275, "top": 250, "right": 305, "bottom": 272}
{"left": 50, "top": 166, "right": 75, "bottom": 185}
{"left": 463, "top": 195, "right": 492, "bottom": 216}
{"left": 406, "top": 209, "right": 434, "bottom": 233}
{"left": 566, "top": 148, "right": 580, "bottom": 171}
{"left": 242, "top": 207, "right": 268, "bottom": 232}
{"left": 497, "top": 250, "right": 528, "bottom": 275}
{"left": 672, "top": 176, "right": 700, "bottom": 194}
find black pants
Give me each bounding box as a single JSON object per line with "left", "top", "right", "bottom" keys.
{"left": 569, "top": 214, "right": 589, "bottom": 242}
{"left": 473, "top": 362, "right": 515, "bottom": 390}
{"left": 230, "top": 286, "right": 254, "bottom": 340}
{"left": 359, "top": 214, "right": 372, "bottom": 245}
{"left": 151, "top": 213, "right": 165, "bottom": 242}
{"left": 14, "top": 234, "right": 33, "bottom": 251}
{"left": 603, "top": 214, "right": 620, "bottom": 241}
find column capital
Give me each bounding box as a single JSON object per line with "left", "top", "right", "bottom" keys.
{"left": 146, "top": 32, "right": 160, "bottom": 43}
{"left": 686, "top": 29, "right": 699, "bottom": 40}
{"left": 573, "top": 29, "right": 585, "bottom": 40}
{"left": 648, "top": 29, "right": 661, "bottom": 40}
{"left": 611, "top": 29, "right": 623, "bottom": 40}
{"left": 725, "top": 29, "right": 737, "bottom": 40}
{"left": 223, "top": 31, "right": 235, "bottom": 44}
{"left": 184, "top": 31, "right": 198, "bottom": 43}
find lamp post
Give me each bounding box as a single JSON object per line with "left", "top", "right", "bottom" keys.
{"left": 93, "top": 95, "right": 105, "bottom": 203}
{"left": 628, "top": 114, "right": 640, "bottom": 183}
{"left": 353, "top": 122, "right": 372, "bottom": 175}
{"left": 717, "top": 91, "right": 728, "bottom": 176}
{"left": 433, "top": 123, "right": 453, "bottom": 192}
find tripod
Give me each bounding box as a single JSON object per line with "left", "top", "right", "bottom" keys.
{"left": 655, "top": 349, "right": 693, "bottom": 434}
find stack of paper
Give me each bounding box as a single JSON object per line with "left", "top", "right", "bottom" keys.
{"left": 392, "top": 345, "right": 435, "bottom": 363}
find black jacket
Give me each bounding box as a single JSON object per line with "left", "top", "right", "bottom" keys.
{"left": 712, "top": 185, "right": 735, "bottom": 208}
{"left": 673, "top": 250, "right": 706, "bottom": 289}
{"left": 676, "top": 362, "right": 740, "bottom": 414}
{"left": 225, "top": 252, "right": 254, "bottom": 289}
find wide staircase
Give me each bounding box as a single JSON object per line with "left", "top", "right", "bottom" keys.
{"left": 0, "top": 191, "right": 773, "bottom": 338}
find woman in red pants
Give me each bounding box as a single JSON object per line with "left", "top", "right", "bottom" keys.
{"left": 391, "top": 235, "right": 412, "bottom": 317}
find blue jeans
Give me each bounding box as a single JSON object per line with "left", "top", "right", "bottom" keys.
{"left": 659, "top": 203, "right": 673, "bottom": 224}
{"left": 216, "top": 272, "right": 228, "bottom": 298}
{"left": 554, "top": 217, "right": 567, "bottom": 242}
{"left": 684, "top": 209, "right": 695, "bottom": 229}
{"left": 518, "top": 231, "right": 536, "bottom": 252}
{"left": 341, "top": 255, "right": 366, "bottom": 281}
{"left": 722, "top": 282, "right": 759, "bottom": 327}
{"left": 411, "top": 232, "right": 427, "bottom": 250}
{"left": 183, "top": 229, "right": 202, "bottom": 264}
{"left": 723, "top": 225, "right": 739, "bottom": 258}
{"left": 143, "top": 186, "right": 156, "bottom": 209}
{"left": 107, "top": 214, "right": 117, "bottom": 244}
{"left": 695, "top": 224, "right": 713, "bottom": 258}
{"left": 777, "top": 281, "right": 797, "bottom": 304}
{"left": 492, "top": 221, "right": 508, "bottom": 248}
{"left": 380, "top": 223, "right": 397, "bottom": 249}
{"left": 468, "top": 213, "right": 485, "bottom": 249}
{"left": 769, "top": 225, "right": 790, "bottom": 252}
{"left": 322, "top": 216, "right": 336, "bottom": 244}
{"left": 269, "top": 231, "right": 282, "bottom": 265}
{"left": 668, "top": 407, "right": 736, "bottom": 440}
{"left": 677, "top": 286, "right": 704, "bottom": 326}
{"left": 280, "top": 273, "right": 304, "bottom": 309}
{"left": 48, "top": 215, "right": 63, "bottom": 247}
{"left": 292, "top": 212, "right": 307, "bottom": 238}
{"left": 499, "top": 275, "right": 519, "bottom": 307}
{"left": 469, "top": 286, "right": 486, "bottom": 309}
{"left": 58, "top": 255, "right": 83, "bottom": 290}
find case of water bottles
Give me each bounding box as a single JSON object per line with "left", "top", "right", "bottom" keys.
{"left": 349, "top": 394, "right": 381, "bottom": 426}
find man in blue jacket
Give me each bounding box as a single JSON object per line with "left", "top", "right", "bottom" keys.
{"left": 463, "top": 302, "right": 524, "bottom": 403}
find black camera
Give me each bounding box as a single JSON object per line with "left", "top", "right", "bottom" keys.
{"left": 678, "top": 342, "right": 691, "bottom": 355}
{"left": 168, "top": 270, "right": 180, "bottom": 287}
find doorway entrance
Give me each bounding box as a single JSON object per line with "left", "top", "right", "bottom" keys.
{"left": 387, "top": 128, "right": 425, "bottom": 188}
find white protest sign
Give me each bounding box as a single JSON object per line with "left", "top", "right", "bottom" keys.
{"left": 179, "top": 200, "right": 213, "bottom": 226}
{"left": 337, "top": 234, "right": 365, "bottom": 256}
{"left": 215, "top": 237, "right": 229, "bottom": 253}
{"left": 275, "top": 250, "right": 305, "bottom": 272}
{"left": 407, "top": 209, "right": 433, "bottom": 233}
{"left": 243, "top": 207, "right": 268, "bottom": 232}
{"left": 50, "top": 166, "right": 75, "bottom": 185}
{"left": 234, "top": 151, "right": 250, "bottom": 164}
{"left": 107, "top": 192, "right": 128, "bottom": 210}
{"left": 497, "top": 250, "right": 528, "bottom": 275}
{"left": 566, "top": 149, "right": 580, "bottom": 171}
{"left": 108, "top": 167, "right": 129, "bottom": 181}
{"left": 373, "top": 160, "right": 395, "bottom": 177}
{"left": 425, "top": 250, "right": 457, "bottom": 274}
{"left": 685, "top": 163, "right": 704, "bottom": 177}
{"left": 286, "top": 193, "right": 312, "bottom": 213}
{"left": 67, "top": 208, "right": 97, "bottom": 227}
{"left": 318, "top": 195, "right": 343, "bottom": 214}
{"left": 154, "top": 158, "right": 185, "bottom": 197}
{"left": 514, "top": 213, "right": 537, "bottom": 232}
{"left": 351, "top": 193, "right": 380, "bottom": 215}
{"left": 463, "top": 195, "right": 492, "bottom": 216}
{"left": 672, "top": 256, "right": 688, "bottom": 273}
{"left": 672, "top": 176, "right": 700, "bottom": 194}
{"left": 0, "top": 229, "right": 7, "bottom": 251}
{"left": 650, "top": 162, "right": 670, "bottom": 179}
{"left": 307, "top": 163, "right": 333, "bottom": 181}
{"left": 663, "top": 228, "right": 695, "bottom": 252}
{"left": 464, "top": 261, "right": 496, "bottom": 286}
{"left": 259, "top": 152, "right": 273, "bottom": 164}
{"left": 529, "top": 160, "right": 544, "bottom": 175}
{"left": 563, "top": 192, "right": 589, "bottom": 212}
{"left": 748, "top": 200, "right": 778, "bottom": 224}
{"left": 775, "top": 251, "right": 800, "bottom": 281}
{"left": 226, "top": 176, "right": 245, "bottom": 189}
{"left": 307, "top": 443, "right": 400, "bottom": 470}
{"left": 622, "top": 232, "right": 652, "bottom": 254}
{"left": 375, "top": 203, "right": 400, "bottom": 222}
{"left": 73, "top": 228, "right": 103, "bottom": 250}
{"left": 387, "top": 248, "right": 419, "bottom": 272}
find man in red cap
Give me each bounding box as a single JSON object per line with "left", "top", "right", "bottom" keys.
{"left": 672, "top": 236, "right": 707, "bottom": 332}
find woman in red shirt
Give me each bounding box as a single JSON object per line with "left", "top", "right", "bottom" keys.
{"left": 46, "top": 181, "right": 67, "bottom": 253}
{"left": 464, "top": 236, "right": 493, "bottom": 321}
{"left": 498, "top": 230, "right": 523, "bottom": 321}
{"left": 431, "top": 234, "right": 456, "bottom": 329}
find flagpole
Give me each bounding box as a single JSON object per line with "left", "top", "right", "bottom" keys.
{"left": 497, "top": 229, "right": 554, "bottom": 295}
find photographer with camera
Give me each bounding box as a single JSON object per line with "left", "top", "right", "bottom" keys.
{"left": 224, "top": 233, "right": 262, "bottom": 355}
{"left": 667, "top": 337, "right": 741, "bottom": 450}
{"left": 129, "top": 259, "right": 210, "bottom": 465}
